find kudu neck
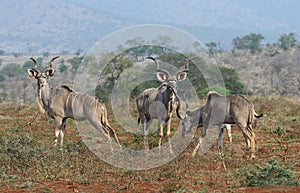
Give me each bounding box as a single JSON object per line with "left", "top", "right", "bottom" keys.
{"left": 38, "top": 82, "right": 51, "bottom": 110}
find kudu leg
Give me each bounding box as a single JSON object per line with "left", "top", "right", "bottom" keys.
{"left": 60, "top": 118, "right": 67, "bottom": 147}
{"left": 166, "top": 119, "right": 173, "bottom": 154}
{"left": 242, "top": 133, "right": 251, "bottom": 148}
{"left": 54, "top": 117, "right": 65, "bottom": 147}
{"left": 143, "top": 118, "right": 151, "bottom": 151}
{"left": 54, "top": 127, "right": 59, "bottom": 146}
{"left": 218, "top": 125, "right": 224, "bottom": 157}
{"left": 238, "top": 122, "right": 256, "bottom": 159}
{"left": 192, "top": 138, "right": 202, "bottom": 157}
{"left": 158, "top": 119, "right": 164, "bottom": 153}
{"left": 91, "top": 119, "right": 117, "bottom": 151}
{"left": 247, "top": 125, "right": 256, "bottom": 159}
{"left": 106, "top": 123, "right": 121, "bottom": 147}
{"left": 192, "top": 124, "right": 208, "bottom": 157}
{"left": 226, "top": 125, "right": 232, "bottom": 143}
{"left": 90, "top": 119, "right": 111, "bottom": 143}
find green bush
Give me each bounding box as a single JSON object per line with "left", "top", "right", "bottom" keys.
{"left": 235, "top": 159, "right": 299, "bottom": 187}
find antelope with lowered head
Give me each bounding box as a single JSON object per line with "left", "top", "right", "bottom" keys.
{"left": 181, "top": 91, "right": 263, "bottom": 158}
{"left": 136, "top": 56, "right": 197, "bottom": 152}
{"left": 182, "top": 95, "right": 233, "bottom": 155}
{"left": 27, "top": 56, "right": 120, "bottom": 147}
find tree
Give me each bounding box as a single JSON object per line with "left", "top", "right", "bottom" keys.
{"left": 42, "top": 52, "right": 50, "bottom": 57}
{"left": 125, "top": 38, "right": 147, "bottom": 61}
{"left": 193, "top": 41, "right": 203, "bottom": 53}
{"left": 246, "top": 33, "right": 264, "bottom": 54}
{"left": 22, "top": 60, "right": 34, "bottom": 72}
{"left": 59, "top": 63, "right": 68, "bottom": 73}
{"left": 36, "top": 57, "right": 43, "bottom": 70}
{"left": 206, "top": 42, "right": 217, "bottom": 57}
{"left": 75, "top": 49, "right": 83, "bottom": 56}
{"left": 232, "top": 33, "right": 264, "bottom": 54}
{"left": 220, "top": 66, "right": 249, "bottom": 94}
{"left": 151, "top": 35, "right": 177, "bottom": 50}
{"left": 1, "top": 63, "right": 22, "bottom": 78}
{"left": 0, "top": 50, "right": 5, "bottom": 55}
{"left": 13, "top": 52, "right": 20, "bottom": 58}
{"left": 278, "top": 33, "right": 296, "bottom": 51}
{"left": 95, "top": 53, "right": 134, "bottom": 102}
{"left": 232, "top": 37, "right": 244, "bottom": 50}
{"left": 0, "top": 71, "right": 5, "bottom": 81}
{"left": 67, "top": 57, "right": 82, "bottom": 73}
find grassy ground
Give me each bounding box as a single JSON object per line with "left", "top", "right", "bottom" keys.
{"left": 0, "top": 96, "right": 299, "bottom": 192}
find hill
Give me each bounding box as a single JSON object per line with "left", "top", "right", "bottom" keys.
{"left": 0, "top": 0, "right": 298, "bottom": 53}
{"left": 215, "top": 48, "right": 300, "bottom": 96}
{"left": 0, "top": 0, "right": 130, "bottom": 53}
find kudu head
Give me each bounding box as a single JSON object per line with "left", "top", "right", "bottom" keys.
{"left": 146, "top": 56, "right": 198, "bottom": 120}
{"left": 27, "top": 56, "right": 59, "bottom": 88}
{"left": 180, "top": 94, "right": 204, "bottom": 137}
{"left": 146, "top": 56, "right": 197, "bottom": 93}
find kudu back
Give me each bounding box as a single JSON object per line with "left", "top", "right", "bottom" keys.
{"left": 27, "top": 56, "right": 120, "bottom": 147}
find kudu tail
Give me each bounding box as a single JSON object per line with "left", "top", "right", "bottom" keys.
{"left": 175, "top": 95, "right": 185, "bottom": 120}
{"left": 106, "top": 124, "right": 121, "bottom": 147}
{"left": 247, "top": 106, "right": 263, "bottom": 135}
{"left": 247, "top": 106, "right": 255, "bottom": 134}
{"left": 254, "top": 111, "right": 263, "bottom": 118}
{"left": 99, "top": 102, "right": 121, "bottom": 147}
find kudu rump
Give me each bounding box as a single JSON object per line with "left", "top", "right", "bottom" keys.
{"left": 136, "top": 56, "right": 196, "bottom": 152}
{"left": 27, "top": 56, "right": 120, "bottom": 147}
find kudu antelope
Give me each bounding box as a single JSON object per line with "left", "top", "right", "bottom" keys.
{"left": 136, "top": 56, "right": 196, "bottom": 152}
{"left": 27, "top": 56, "right": 120, "bottom": 147}
{"left": 182, "top": 96, "right": 232, "bottom": 155}
{"left": 181, "top": 91, "right": 263, "bottom": 158}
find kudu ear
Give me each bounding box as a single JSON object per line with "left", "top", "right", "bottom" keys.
{"left": 156, "top": 70, "right": 170, "bottom": 82}
{"left": 175, "top": 70, "right": 188, "bottom": 82}
{"left": 27, "top": 69, "right": 39, "bottom": 79}
{"left": 44, "top": 68, "right": 55, "bottom": 78}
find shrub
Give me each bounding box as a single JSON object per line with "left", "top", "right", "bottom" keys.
{"left": 235, "top": 159, "right": 299, "bottom": 187}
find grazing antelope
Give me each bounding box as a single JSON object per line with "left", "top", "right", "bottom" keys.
{"left": 27, "top": 56, "right": 120, "bottom": 147}
{"left": 181, "top": 91, "right": 263, "bottom": 158}
{"left": 182, "top": 95, "right": 233, "bottom": 155}
{"left": 136, "top": 56, "right": 197, "bottom": 152}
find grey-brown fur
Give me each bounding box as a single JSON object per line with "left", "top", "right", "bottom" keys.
{"left": 181, "top": 91, "right": 263, "bottom": 158}
{"left": 136, "top": 56, "right": 196, "bottom": 151}
{"left": 218, "top": 124, "right": 232, "bottom": 155}
{"left": 27, "top": 56, "right": 120, "bottom": 147}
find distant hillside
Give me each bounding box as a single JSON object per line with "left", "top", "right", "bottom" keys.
{"left": 215, "top": 48, "right": 300, "bottom": 97}
{"left": 68, "top": 0, "right": 299, "bottom": 49}
{"left": 0, "top": 0, "right": 130, "bottom": 53}
{"left": 0, "top": 0, "right": 298, "bottom": 53}
{"left": 74, "top": 0, "right": 296, "bottom": 32}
